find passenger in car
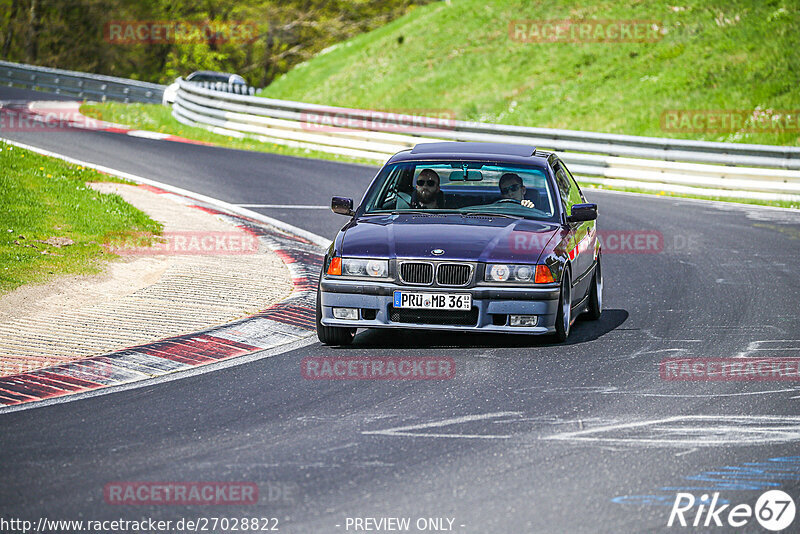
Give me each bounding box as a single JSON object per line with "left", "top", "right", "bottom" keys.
{"left": 499, "top": 173, "right": 535, "bottom": 208}
{"left": 411, "top": 169, "right": 445, "bottom": 208}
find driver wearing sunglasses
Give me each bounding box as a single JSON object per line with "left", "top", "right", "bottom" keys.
{"left": 498, "top": 173, "right": 535, "bottom": 208}
{"left": 411, "top": 169, "right": 444, "bottom": 209}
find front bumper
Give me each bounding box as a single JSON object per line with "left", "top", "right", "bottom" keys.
{"left": 319, "top": 278, "right": 561, "bottom": 334}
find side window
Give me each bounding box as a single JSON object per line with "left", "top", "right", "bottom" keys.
{"left": 554, "top": 166, "right": 573, "bottom": 215}
{"left": 561, "top": 162, "right": 586, "bottom": 203}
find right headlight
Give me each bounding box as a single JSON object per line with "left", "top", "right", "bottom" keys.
{"left": 485, "top": 264, "right": 554, "bottom": 283}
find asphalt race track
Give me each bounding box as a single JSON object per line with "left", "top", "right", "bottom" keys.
{"left": 2, "top": 87, "right": 800, "bottom": 532}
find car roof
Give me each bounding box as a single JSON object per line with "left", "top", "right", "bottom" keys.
{"left": 187, "top": 71, "right": 238, "bottom": 80}
{"left": 387, "top": 142, "right": 552, "bottom": 166}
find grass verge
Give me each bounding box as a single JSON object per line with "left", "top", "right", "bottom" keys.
{"left": 0, "top": 142, "right": 162, "bottom": 294}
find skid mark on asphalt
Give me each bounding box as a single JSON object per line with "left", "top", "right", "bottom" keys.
{"left": 735, "top": 340, "right": 800, "bottom": 358}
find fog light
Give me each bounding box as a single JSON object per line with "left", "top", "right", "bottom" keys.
{"left": 333, "top": 307, "right": 359, "bottom": 320}
{"left": 510, "top": 315, "right": 538, "bottom": 327}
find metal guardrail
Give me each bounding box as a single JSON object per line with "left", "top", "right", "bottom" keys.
{"left": 0, "top": 60, "right": 165, "bottom": 104}
{"left": 173, "top": 80, "right": 800, "bottom": 200}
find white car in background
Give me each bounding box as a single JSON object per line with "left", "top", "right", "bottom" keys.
{"left": 162, "top": 71, "right": 247, "bottom": 105}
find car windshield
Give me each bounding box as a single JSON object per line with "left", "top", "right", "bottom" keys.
{"left": 362, "top": 161, "right": 557, "bottom": 221}
{"left": 187, "top": 72, "right": 232, "bottom": 83}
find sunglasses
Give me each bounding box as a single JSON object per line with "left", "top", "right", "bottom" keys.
{"left": 416, "top": 179, "right": 438, "bottom": 187}
{"left": 500, "top": 183, "right": 521, "bottom": 195}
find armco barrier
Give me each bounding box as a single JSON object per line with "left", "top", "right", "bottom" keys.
{"left": 172, "top": 80, "right": 800, "bottom": 201}
{"left": 0, "top": 60, "right": 165, "bottom": 104}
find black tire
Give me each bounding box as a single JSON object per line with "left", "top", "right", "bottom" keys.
{"left": 585, "top": 257, "right": 602, "bottom": 321}
{"left": 554, "top": 268, "right": 572, "bottom": 343}
{"left": 316, "top": 277, "right": 355, "bottom": 346}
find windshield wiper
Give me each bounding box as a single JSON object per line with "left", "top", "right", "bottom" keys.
{"left": 460, "top": 211, "right": 522, "bottom": 220}
{"left": 389, "top": 210, "right": 436, "bottom": 215}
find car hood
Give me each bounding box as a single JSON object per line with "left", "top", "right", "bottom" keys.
{"left": 340, "top": 213, "right": 560, "bottom": 263}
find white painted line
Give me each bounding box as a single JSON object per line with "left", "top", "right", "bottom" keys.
{"left": 236, "top": 204, "right": 329, "bottom": 209}
{"left": 127, "top": 130, "right": 171, "bottom": 140}
{"left": 362, "top": 411, "right": 522, "bottom": 439}
{"left": 543, "top": 415, "right": 800, "bottom": 447}
{"left": 0, "top": 137, "right": 332, "bottom": 248}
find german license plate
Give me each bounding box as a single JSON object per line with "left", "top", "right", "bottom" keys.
{"left": 393, "top": 291, "right": 471, "bottom": 310}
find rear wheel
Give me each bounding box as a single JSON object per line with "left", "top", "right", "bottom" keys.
{"left": 554, "top": 268, "right": 572, "bottom": 342}
{"left": 316, "top": 274, "right": 355, "bottom": 346}
{"left": 585, "top": 257, "right": 602, "bottom": 321}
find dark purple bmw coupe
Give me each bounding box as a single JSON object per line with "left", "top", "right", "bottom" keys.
{"left": 316, "top": 142, "right": 601, "bottom": 345}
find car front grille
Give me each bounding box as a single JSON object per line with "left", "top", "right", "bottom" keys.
{"left": 389, "top": 306, "right": 479, "bottom": 326}
{"left": 436, "top": 263, "right": 471, "bottom": 286}
{"left": 400, "top": 262, "right": 434, "bottom": 285}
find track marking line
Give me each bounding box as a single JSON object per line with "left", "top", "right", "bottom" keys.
{"left": 362, "top": 411, "right": 522, "bottom": 439}
{"left": 543, "top": 415, "right": 800, "bottom": 447}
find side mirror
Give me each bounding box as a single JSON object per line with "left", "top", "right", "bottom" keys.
{"left": 567, "top": 203, "right": 597, "bottom": 223}
{"left": 331, "top": 196, "right": 354, "bottom": 216}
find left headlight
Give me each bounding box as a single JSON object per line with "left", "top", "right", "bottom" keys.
{"left": 341, "top": 258, "right": 389, "bottom": 278}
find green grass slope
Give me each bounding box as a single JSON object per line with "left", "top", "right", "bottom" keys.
{"left": 261, "top": 0, "right": 800, "bottom": 146}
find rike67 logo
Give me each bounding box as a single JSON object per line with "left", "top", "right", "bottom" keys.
{"left": 668, "top": 490, "right": 796, "bottom": 531}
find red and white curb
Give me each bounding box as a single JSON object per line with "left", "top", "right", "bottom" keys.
{"left": 1, "top": 100, "right": 212, "bottom": 145}
{"left": 0, "top": 184, "right": 324, "bottom": 408}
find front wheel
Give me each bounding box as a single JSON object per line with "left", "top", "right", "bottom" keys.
{"left": 585, "top": 257, "right": 602, "bottom": 321}
{"left": 316, "top": 277, "right": 355, "bottom": 346}
{"left": 554, "top": 268, "right": 572, "bottom": 342}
